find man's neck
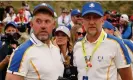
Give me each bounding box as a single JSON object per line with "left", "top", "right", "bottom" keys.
{"left": 42, "top": 39, "right": 51, "bottom": 47}
{"left": 86, "top": 31, "right": 101, "bottom": 43}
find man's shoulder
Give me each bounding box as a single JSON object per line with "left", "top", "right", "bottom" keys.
{"left": 15, "top": 40, "right": 33, "bottom": 54}
{"left": 106, "top": 34, "right": 124, "bottom": 45}
{"left": 74, "top": 41, "right": 82, "bottom": 50}
{"left": 123, "top": 39, "right": 133, "bottom": 52}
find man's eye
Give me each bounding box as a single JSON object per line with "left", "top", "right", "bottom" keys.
{"left": 45, "top": 20, "right": 51, "bottom": 24}
{"left": 36, "top": 19, "right": 42, "bottom": 24}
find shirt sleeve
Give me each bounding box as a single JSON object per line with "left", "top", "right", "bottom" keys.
{"left": 114, "top": 40, "right": 131, "bottom": 69}
{"left": 7, "top": 47, "right": 30, "bottom": 77}
{"left": 125, "top": 45, "right": 133, "bottom": 63}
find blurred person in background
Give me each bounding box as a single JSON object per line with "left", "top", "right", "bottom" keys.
{"left": 119, "top": 14, "right": 132, "bottom": 39}
{"left": 14, "top": 9, "right": 28, "bottom": 24}
{"left": 21, "top": 1, "right": 32, "bottom": 22}
{"left": 0, "top": 2, "right": 5, "bottom": 21}
{"left": 71, "top": 24, "right": 84, "bottom": 44}
{"left": 67, "top": 9, "right": 82, "bottom": 30}
{"left": 54, "top": 26, "right": 77, "bottom": 80}
{"left": 3, "top": 6, "right": 16, "bottom": 24}
{"left": 58, "top": 8, "right": 70, "bottom": 26}
{"left": 0, "top": 21, "right": 4, "bottom": 39}
{"left": 108, "top": 10, "right": 120, "bottom": 28}
{"left": 0, "top": 21, "right": 4, "bottom": 48}
{"left": 0, "top": 22, "right": 20, "bottom": 80}
{"left": 14, "top": 9, "right": 28, "bottom": 34}
{"left": 103, "top": 10, "right": 111, "bottom": 21}
{"left": 21, "top": 1, "right": 32, "bottom": 35}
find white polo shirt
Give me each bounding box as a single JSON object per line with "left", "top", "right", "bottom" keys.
{"left": 73, "top": 31, "right": 131, "bottom": 80}
{"left": 7, "top": 33, "right": 64, "bottom": 80}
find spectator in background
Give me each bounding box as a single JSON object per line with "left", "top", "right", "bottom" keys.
{"left": 58, "top": 8, "right": 70, "bottom": 26}
{"left": 14, "top": 9, "right": 28, "bottom": 24}
{"left": 0, "top": 21, "right": 4, "bottom": 48}
{"left": 0, "top": 21, "right": 4, "bottom": 38}
{"left": 108, "top": 10, "right": 120, "bottom": 28}
{"left": 71, "top": 24, "right": 84, "bottom": 44}
{"left": 14, "top": 9, "right": 28, "bottom": 33}
{"left": 0, "top": 2, "right": 5, "bottom": 21}
{"left": 103, "top": 10, "right": 111, "bottom": 21}
{"left": 103, "top": 21, "right": 115, "bottom": 35}
{"left": 131, "top": 25, "right": 133, "bottom": 42}
{"left": 3, "top": 6, "right": 16, "bottom": 24}
{"left": 21, "top": 2, "right": 32, "bottom": 22}
{"left": 67, "top": 9, "right": 82, "bottom": 30}
{"left": 119, "top": 14, "right": 132, "bottom": 39}
{"left": 0, "top": 22, "right": 20, "bottom": 80}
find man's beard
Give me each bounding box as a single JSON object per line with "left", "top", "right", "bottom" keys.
{"left": 88, "top": 30, "right": 97, "bottom": 36}
{"left": 36, "top": 34, "right": 49, "bottom": 42}
{"left": 87, "top": 28, "right": 97, "bottom": 36}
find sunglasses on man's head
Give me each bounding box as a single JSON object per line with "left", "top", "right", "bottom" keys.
{"left": 77, "top": 32, "right": 83, "bottom": 35}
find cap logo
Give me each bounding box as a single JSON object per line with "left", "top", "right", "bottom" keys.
{"left": 41, "top": 3, "right": 47, "bottom": 6}
{"left": 89, "top": 3, "right": 95, "bottom": 8}
{"left": 61, "top": 26, "right": 63, "bottom": 29}
{"left": 77, "top": 9, "right": 80, "bottom": 12}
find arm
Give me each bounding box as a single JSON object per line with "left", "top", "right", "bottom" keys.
{"left": 118, "top": 66, "right": 132, "bottom": 80}
{"left": 114, "top": 38, "right": 132, "bottom": 80}
{"left": 6, "top": 73, "right": 24, "bottom": 80}
{"left": 0, "top": 55, "right": 10, "bottom": 70}
{"left": 122, "top": 26, "right": 132, "bottom": 39}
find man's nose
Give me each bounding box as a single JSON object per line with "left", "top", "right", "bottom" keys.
{"left": 89, "top": 17, "right": 95, "bottom": 24}
{"left": 40, "top": 21, "right": 47, "bottom": 28}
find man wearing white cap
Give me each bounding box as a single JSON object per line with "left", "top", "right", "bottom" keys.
{"left": 6, "top": 3, "right": 64, "bottom": 80}
{"left": 73, "top": 2, "right": 132, "bottom": 80}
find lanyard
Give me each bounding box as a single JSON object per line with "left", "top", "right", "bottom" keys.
{"left": 82, "top": 30, "right": 105, "bottom": 71}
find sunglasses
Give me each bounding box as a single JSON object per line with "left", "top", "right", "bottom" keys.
{"left": 77, "top": 32, "right": 83, "bottom": 35}
{"left": 75, "top": 15, "right": 81, "bottom": 18}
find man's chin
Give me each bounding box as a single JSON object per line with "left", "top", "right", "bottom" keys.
{"left": 88, "top": 31, "right": 97, "bottom": 36}
{"left": 38, "top": 36, "right": 49, "bottom": 41}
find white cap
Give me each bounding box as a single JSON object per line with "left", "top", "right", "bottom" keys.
{"left": 55, "top": 26, "right": 70, "bottom": 38}
{"left": 0, "top": 21, "right": 3, "bottom": 24}
{"left": 120, "top": 14, "right": 129, "bottom": 22}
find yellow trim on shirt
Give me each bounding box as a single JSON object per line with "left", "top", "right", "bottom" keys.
{"left": 106, "top": 58, "right": 114, "bottom": 80}
{"left": 107, "top": 38, "right": 127, "bottom": 65}
{"left": 30, "top": 60, "right": 41, "bottom": 80}
{"left": 18, "top": 45, "right": 34, "bottom": 72}
{"left": 8, "top": 51, "right": 15, "bottom": 68}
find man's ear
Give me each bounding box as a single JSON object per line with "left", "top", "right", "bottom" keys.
{"left": 30, "top": 21, "right": 33, "bottom": 28}
{"left": 53, "top": 20, "right": 56, "bottom": 29}
{"left": 101, "top": 17, "right": 104, "bottom": 25}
